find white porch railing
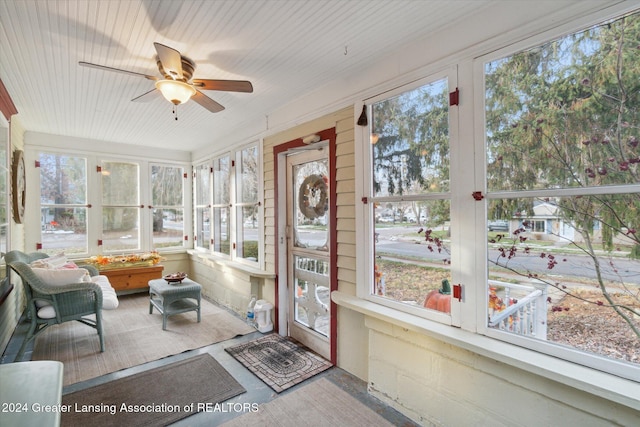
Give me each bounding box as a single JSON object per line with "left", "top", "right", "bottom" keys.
{"left": 488, "top": 280, "right": 548, "bottom": 340}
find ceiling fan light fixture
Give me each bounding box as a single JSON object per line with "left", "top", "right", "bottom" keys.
{"left": 155, "top": 80, "right": 196, "bottom": 105}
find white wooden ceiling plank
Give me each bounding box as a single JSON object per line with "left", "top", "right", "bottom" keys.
{"left": 1, "top": 0, "right": 618, "bottom": 152}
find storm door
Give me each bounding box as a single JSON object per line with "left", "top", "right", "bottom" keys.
{"left": 285, "top": 146, "right": 330, "bottom": 359}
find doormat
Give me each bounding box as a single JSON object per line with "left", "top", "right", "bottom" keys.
{"left": 225, "top": 333, "right": 332, "bottom": 393}
{"left": 61, "top": 353, "right": 245, "bottom": 427}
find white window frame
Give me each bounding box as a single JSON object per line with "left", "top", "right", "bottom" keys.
{"left": 148, "top": 162, "right": 189, "bottom": 251}
{"left": 34, "top": 150, "right": 91, "bottom": 256}
{"left": 211, "top": 153, "right": 231, "bottom": 257}
{"left": 233, "top": 143, "right": 264, "bottom": 267}
{"left": 193, "top": 161, "right": 212, "bottom": 252}
{"left": 523, "top": 219, "right": 545, "bottom": 233}
{"left": 354, "top": 5, "right": 640, "bottom": 383}
{"left": 193, "top": 141, "right": 264, "bottom": 268}
{"left": 473, "top": 12, "right": 640, "bottom": 380}
{"left": 356, "top": 67, "right": 460, "bottom": 326}
{"left": 27, "top": 148, "right": 189, "bottom": 256}
{"left": 100, "top": 158, "right": 142, "bottom": 253}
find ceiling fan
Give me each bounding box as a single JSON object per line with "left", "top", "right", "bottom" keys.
{"left": 79, "top": 42, "right": 253, "bottom": 116}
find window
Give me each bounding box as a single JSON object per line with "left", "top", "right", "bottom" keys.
{"left": 235, "top": 145, "right": 260, "bottom": 262}
{"left": 194, "top": 162, "right": 211, "bottom": 251}
{"left": 363, "top": 70, "right": 456, "bottom": 319}
{"left": 151, "top": 165, "right": 185, "bottom": 249}
{"left": 35, "top": 152, "right": 187, "bottom": 256}
{"left": 522, "top": 219, "right": 545, "bottom": 233}
{"left": 357, "top": 10, "right": 639, "bottom": 381}
{"left": 483, "top": 11, "right": 639, "bottom": 376}
{"left": 212, "top": 155, "right": 230, "bottom": 256}
{"left": 194, "top": 142, "right": 262, "bottom": 266}
{"left": 101, "top": 161, "right": 140, "bottom": 252}
{"left": 39, "top": 153, "right": 88, "bottom": 255}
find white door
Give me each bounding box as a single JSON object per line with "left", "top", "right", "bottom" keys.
{"left": 285, "top": 146, "right": 331, "bottom": 359}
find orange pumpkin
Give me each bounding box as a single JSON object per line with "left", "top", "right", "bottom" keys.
{"left": 423, "top": 279, "right": 452, "bottom": 313}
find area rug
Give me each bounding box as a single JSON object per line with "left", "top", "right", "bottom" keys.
{"left": 31, "top": 294, "right": 255, "bottom": 386}
{"left": 61, "top": 353, "right": 245, "bottom": 427}
{"left": 225, "top": 333, "right": 332, "bottom": 393}
{"left": 219, "top": 377, "right": 395, "bottom": 426}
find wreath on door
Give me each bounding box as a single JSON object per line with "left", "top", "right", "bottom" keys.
{"left": 298, "top": 174, "right": 328, "bottom": 219}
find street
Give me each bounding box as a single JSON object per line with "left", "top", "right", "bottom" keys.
{"left": 375, "top": 225, "right": 640, "bottom": 285}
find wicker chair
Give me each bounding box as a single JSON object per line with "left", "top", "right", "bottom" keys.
{"left": 5, "top": 250, "right": 104, "bottom": 362}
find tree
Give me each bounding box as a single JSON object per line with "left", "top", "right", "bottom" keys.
{"left": 102, "top": 161, "right": 138, "bottom": 231}
{"left": 372, "top": 79, "right": 450, "bottom": 198}
{"left": 485, "top": 12, "right": 640, "bottom": 343}
{"left": 39, "top": 154, "right": 87, "bottom": 231}
{"left": 151, "top": 165, "right": 183, "bottom": 232}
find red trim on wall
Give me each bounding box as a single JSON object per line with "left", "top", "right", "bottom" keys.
{"left": 0, "top": 79, "right": 18, "bottom": 121}
{"left": 273, "top": 127, "right": 338, "bottom": 365}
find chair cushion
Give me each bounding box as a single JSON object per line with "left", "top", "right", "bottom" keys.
{"left": 37, "top": 305, "right": 58, "bottom": 319}
{"left": 91, "top": 275, "right": 119, "bottom": 310}
{"left": 35, "top": 274, "right": 119, "bottom": 318}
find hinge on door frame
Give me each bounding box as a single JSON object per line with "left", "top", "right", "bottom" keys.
{"left": 453, "top": 284, "right": 462, "bottom": 302}
{"left": 449, "top": 87, "right": 459, "bottom": 106}
{"left": 97, "top": 165, "right": 102, "bottom": 173}
{"left": 34, "top": 160, "right": 40, "bottom": 168}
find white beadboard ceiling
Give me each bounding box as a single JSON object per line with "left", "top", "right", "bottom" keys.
{"left": 0, "top": 0, "right": 621, "bottom": 153}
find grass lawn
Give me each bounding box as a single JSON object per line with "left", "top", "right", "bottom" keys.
{"left": 376, "top": 258, "right": 450, "bottom": 305}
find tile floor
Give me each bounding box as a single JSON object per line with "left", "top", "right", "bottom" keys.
{"left": 2, "top": 302, "right": 419, "bottom": 426}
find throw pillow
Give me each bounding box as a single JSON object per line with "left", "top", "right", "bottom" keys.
{"left": 29, "top": 259, "right": 51, "bottom": 269}
{"left": 32, "top": 268, "right": 89, "bottom": 286}
{"left": 42, "top": 252, "right": 68, "bottom": 269}
{"left": 30, "top": 252, "right": 73, "bottom": 270}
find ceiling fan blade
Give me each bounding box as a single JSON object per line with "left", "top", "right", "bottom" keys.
{"left": 154, "top": 42, "right": 183, "bottom": 80}
{"left": 192, "top": 90, "right": 225, "bottom": 113}
{"left": 79, "top": 61, "right": 158, "bottom": 81}
{"left": 131, "top": 88, "right": 160, "bottom": 102}
{"left": 192, "top": 79, "right": 253, "bottom": 93}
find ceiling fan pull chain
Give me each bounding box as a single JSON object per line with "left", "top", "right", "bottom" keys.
{"left": 173, "top": 105, "right": 178, "bottom": 121}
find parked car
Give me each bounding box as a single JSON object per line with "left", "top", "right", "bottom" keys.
{"left": 488, "top": 220, "right": 509, "bottom": 231}
{"left": 378, "top": 216, "right": 395, "bottom": 223}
